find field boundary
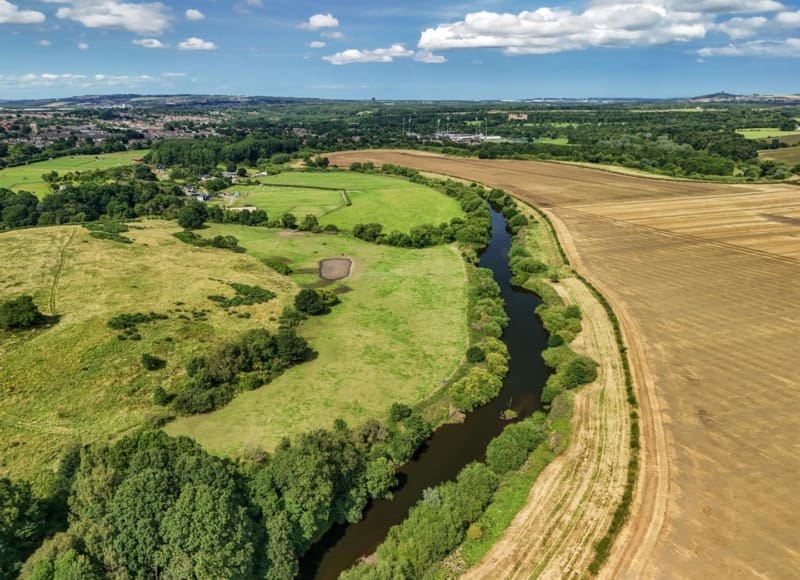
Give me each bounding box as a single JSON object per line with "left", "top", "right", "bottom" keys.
{"left": 543, "top": 209, "right": 668, "bottom": 578}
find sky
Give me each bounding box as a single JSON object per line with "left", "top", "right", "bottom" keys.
{"left": 0, "top": 0, "right": 799, "bottom": 99}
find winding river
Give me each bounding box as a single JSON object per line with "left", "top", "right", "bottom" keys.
{"left": 300, "top": 208, "right": 551, "bottom": 579}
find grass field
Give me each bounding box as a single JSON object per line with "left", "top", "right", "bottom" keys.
{"left": 328, "top": 151, "right": 800, "bottom": 579}
{"left": 759, "top": 146, "right": 800, "bottom": 166}
{"left": 221, "top": 184, "right": 345, "bottom": 217}
{"left": 0, "top": 220, "right": 293, "bottom": 489}
{"left": 248, "top": 171, "right": 465, "bottom": 232}
{"left": 736, "top": 128, "right": 800, "bottom": 140}
{"left": 166, "top": 223, "right": 468, "bottom": 456}
{"left": 0, "top": 150, "right": 149, "bottom": 198}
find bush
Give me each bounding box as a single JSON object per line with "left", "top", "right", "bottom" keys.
{"left": 263, "top": 260, "right": 292, "bottom": 275}
{"left": 0, "top": 295, "right": 46, "bottom": 330}
{"left": 563, "top": 356, "right": 598, "bottom": 389}
{"left": 141, "top": 353, "right": 166, "bottom": 371}
{"left": 294, "top": 289, "right": 327, "bottom": 315}
{"left": 388, "top": 403, "right": 412, "bottom": 423}
{"left": 486, "top": 414, "right": 547, "bottom": 475}
{"left": 547, "top": 333, "right": 565, "bottom": 347}
{"left": 466, "top": 345, "right": 485, "bottom": 363}
{"left": 152, "top": 387, "right": 171, "bottom": 405}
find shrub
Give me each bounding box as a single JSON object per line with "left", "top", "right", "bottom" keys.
{"left": 141, "top": 354, "right": 166, "bottom": 371}
{"left": 0, "top": 295, "right": 46, "bottom": 330}
{"left": 547, "top": 333, "right": 565, "bottom": 347}
{"left": 263, "top": 260, "right": 292, "bottom": 275}
{"left": 294, "top": 289, "right": 327, "bottom": 315}
{"left": 388, "top": 403, "right": 413, "bottom": 423}
{"left": 563, "top": 356, "right": 598, "bottom": 389}
{"left": 152, "top": 387, "right": 171, "bottom": 405}
{"left": 466, "top": 345, "right": 486, "bottom": 363}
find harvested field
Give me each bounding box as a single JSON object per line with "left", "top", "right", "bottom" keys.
{"left": 319, "top": 258, "right": 351, "bottom": 281}
{"left": 329, "top": 151, "right": 800, "bottom": 578}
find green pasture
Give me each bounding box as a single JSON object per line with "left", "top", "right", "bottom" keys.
{"left": 257, "top": 171, "right": 464, "bottom": 232}
{"left": 0, "top": 220, "right": 293, "bottom": 489}
{"left": 736, "top": 128, "right": 800, "bottom": 140}
{"left": 0, "top": 150, "right": 149, "bottom": 198}
{"left": 220, "top": 184, "right": 346, "bottom": 218}
{"left": 166, "top": 223, "right": 468, "bottom": 457}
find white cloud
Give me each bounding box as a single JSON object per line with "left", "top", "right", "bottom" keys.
{"left": 698, "top": 37, "right": 800, "bottom": 56}
{"left": 321, "top": 30, "right": 344, "bottom": 40}
{"left": 185, "top": 8, "right": 204, "bottom": 21}
{"left": 78, "top": 42, "right": 89, "bottom": 49}
{"left": 133, "top": 37, "right": 165, "bottom": 48}
{"left": 299, "top": 13, "right": 339, "bottom": 30}
{"left": 0, "top": 72, "right": 167, "bottom": 90}
{"left": 0, "top": 0, "right": 45, "bottom": 24}
{"left": 160, "top": 71, "right": 186, "bottom": 77}
{"left": 49, "top": 0, "right": 171, "bottom": 35}
{"left": 308, "top": 40, "right": 326, "bottom": 48}
{"left": 665, "top": 0, "right": 783, "bottom": 14}
{"left": 39, "top": 39, "right": 51, "bottom": 46}
{"left": 414, "top": 51, "right": 447, "bottom": 63}
{"left": 715, "top": 16, "right": 767, "bottom": 38}
{"left": 177, "top": 37, "right": 217, "bottom": 50}
{"left": 324, "top": 44, "right": 444, "bottom": 64}
{"left": 775, "top": 10, "right": 800, "bottom": 26}
{"left": 418, "top": 5, "right": 717, "bottom": 55}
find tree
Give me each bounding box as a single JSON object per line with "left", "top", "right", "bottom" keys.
{"left": 0, "top": 477, "right": 46, "bottom": 577}
{"left": 280, "top": 212, "right": 297, "bottom": 229}
{"left": 0, "top": 295, "right": 46, "bottom": 330}
{"left": 177, "top": 201, "right": 207, "bottom": 230}
{"left": 159, "top": 484, "right": 256, "bottom": 579}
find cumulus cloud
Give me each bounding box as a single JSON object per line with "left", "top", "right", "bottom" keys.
{"left": 0, "top": 0, "right": 45, "bottom": 24}
{"left": 322, "top": 30, "right": 344, "bottom": 39}
{"left": 698, "top": 37, "right": 800, "bottom": 55}
{"left": 414, "top": 51, "right": 447, "bottom": 63}
{"left": 0, "top": 72, "right": 164, "bottom": 90}
{"left": 299, "top": 13, "right": 339, "bottom": 30}
{"left": 177, "top": 37, "right": 217, "bottom": 50}
{"left": 308, "top": 40, "right": 325, "bottom": 48}
{"left": 775, "top": 10, "right": 800, "bottom": 26}
{"left": 714, "top": 15, "right": 767, "bottom": 38}
{"left": 324, "top": 44, "right": 413, "bottom": 64}
{"left": 78, "top": 42, "right": 89, "bottom": 49}
{"left": 417, "top": 0, "right": 792, "bottom": 56}
{"left": 48, "top": 0, "right": 172, "bottom": 35}
{"left": 323, "top": 44, "right": 445, "bottom": 64}
{"left": 665, "top": 0, "right": 783, "bottom": 14}
{"left": 132, "top": 37, "right": 165, "bottom": 48}
{"left": 418, "top": 6, "right": 716, "bottom": 55}
{"left": 185, "top": 8, "right": 204, "bottom": 21}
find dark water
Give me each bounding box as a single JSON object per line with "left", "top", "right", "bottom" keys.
{"left": 300, "top": 208, "right": 551, "bottom": 579}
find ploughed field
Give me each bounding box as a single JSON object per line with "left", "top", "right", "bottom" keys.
{"left": 329, "top": 151, "right": 800, "bottom": 578}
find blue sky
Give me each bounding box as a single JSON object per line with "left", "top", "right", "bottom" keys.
{"left": 0, "top": 0, "right": 798, "bottom": 99}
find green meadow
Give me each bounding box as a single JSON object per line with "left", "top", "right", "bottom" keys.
{"left": 166, "top": 223, "right": 468, "bottom": 457}
{"left": 0, "top": 150, "right": 149, "bottom": 198}
{"left": 247, "top": 171, "right": 466, "bottom": 232}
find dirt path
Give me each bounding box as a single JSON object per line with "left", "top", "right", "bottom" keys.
{"left": 49, "top": 227, "right": 75, "bottom": 315}
{"left": 462, "top": 277, "right": 630, "bottom": 579}
{"left": 545, "top": 210, "right": 671, "bottom": 580}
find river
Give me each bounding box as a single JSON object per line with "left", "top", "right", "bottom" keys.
{"left": 300, "top": 208, "right": 551, "bottom": 579}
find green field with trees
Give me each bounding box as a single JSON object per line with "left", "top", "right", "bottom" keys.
{"left": 0, "top": 151, "right": 149, "bottom": 198}
{"left": 255, "top": 171, "right": 466, "bottom": 232}
{"left": 0, "top": 221, "right": 295, "bottom": 490}
{"left": 166, "top": 223, "right": 468, "bottom": 456}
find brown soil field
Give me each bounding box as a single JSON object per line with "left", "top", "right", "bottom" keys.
{"left": 329, "top": 151, "right": 800, "bottom": 578}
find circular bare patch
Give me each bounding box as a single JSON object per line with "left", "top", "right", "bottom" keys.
{"left": 319, "top": 258, "right": 352, "bottom": 281}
